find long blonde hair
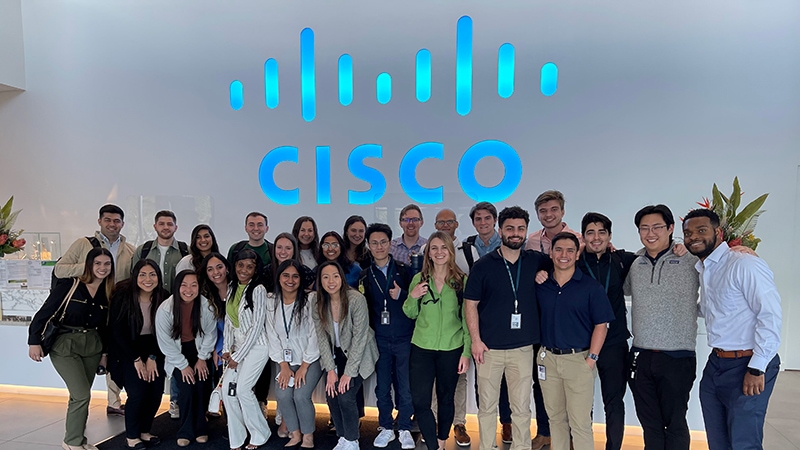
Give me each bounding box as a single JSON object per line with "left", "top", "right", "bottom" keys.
{"left": 421, "top": 231, "right": 466, "bottom": 292}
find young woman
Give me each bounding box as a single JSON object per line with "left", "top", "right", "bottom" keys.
{"left": 342, "top": 215, "right": 370, "bottom": 268}
{"left": 265, "top": 232, "right": 315, "bottom": 292}
{"left": 108, "top": 259, "right": 170, "bottom": 449}
{"left": 266, "top": 260, "right": 322, "bottom": 449}
{"left": 403, "top": 231, "right": 470, "bottom": 450}
{"left": 155, "top": 270, "right": 217, "bottom": 447}
{"left": 312, "top": 261, "right": 379, "bottom": 450}
{"left": 28, "top": 248, "right": 115, "bottom": 450}
{"left": 197, "top": 252, "right": 232, "bottom": 391}
{"left": 292, "top": 216, "right": 319, "bottom": 269}
{"left": 221, "top": 249, "right": 272, "bottom": 450}
{"left": 316, "top": 231, "right": 361, "bottom": 288}
{"left": 176, "top": 224, "right": 220, "bottom": 273}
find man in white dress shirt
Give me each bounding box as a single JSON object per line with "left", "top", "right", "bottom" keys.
{"left": 683, "top": 208, "right": 781, "bottom": 450}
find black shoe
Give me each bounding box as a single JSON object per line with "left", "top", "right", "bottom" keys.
{"left": 143, "top": 436, "right": 161, "bottom": 447}
{"left": 106, "top": 406, "right": 125, "bottom": 416}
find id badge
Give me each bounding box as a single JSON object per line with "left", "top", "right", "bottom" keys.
{"left": 381, "top": 310, "right": 391, "bottom": 325}
{"left": 227, "top": 381, "right": 237, "bottom": 397}
{"left": 283, "top": 348, "right": 293, "bottom": 362}
{"left": 537, "top": 365, "right": 546, "bottom": 381}
{"left": 510, "top": 313, "right": 522, "bottom": 329}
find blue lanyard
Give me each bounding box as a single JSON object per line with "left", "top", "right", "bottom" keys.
{"left": 500, "top": 249, "right": 522, "bottom": 314}
{"left": 370, "top": 260, "right": 394, "bottom": 310}
{"left": 280, "top": 299, "right": 298, "bottom": 340}
{"left": 583, "top": 257, "right": 611, "bottom": 294}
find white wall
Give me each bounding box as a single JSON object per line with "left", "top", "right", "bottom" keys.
{"left": 1, "top": 0, "right": 799, "bottom": 429}
{"left": 0, "top": 0, "right": 25, "bottom": 90}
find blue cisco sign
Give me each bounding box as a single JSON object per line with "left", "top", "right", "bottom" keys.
{"left": 229, "top": 15, "right": 558, "bottom": 205}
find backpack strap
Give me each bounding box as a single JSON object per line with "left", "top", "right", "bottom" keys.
{"left": 178, "top": 241, "right": 190, "bottom": 257}
{"left": 140, "top": 240, "right": 154, "bottom": 260}
{"left": 86, "top": 236, "right": 101, "bottom": 248}
{"left": 462, "top": 241, "right": 475, "bottom": 269}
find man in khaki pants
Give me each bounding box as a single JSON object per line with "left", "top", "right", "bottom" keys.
{"left": 535, "top": 233, "right": 614, "bottom": 450}
{"left": 464, "top": 206, "right": 551, "bottom": 450}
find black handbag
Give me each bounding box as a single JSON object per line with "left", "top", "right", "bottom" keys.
{"left": 40, "top": 279, "right": 79, "bottom": 356}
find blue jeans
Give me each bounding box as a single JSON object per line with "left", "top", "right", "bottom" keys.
{"left": 700, "top": 353, "right": 780, "bottom": 450}
{"left": 375, "top": 336, "right": 413, "bottom": 430}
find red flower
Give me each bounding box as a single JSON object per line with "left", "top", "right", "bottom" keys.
{"left": 697, "top": 197, "right": 711, "bottom": 209}
{"left": 11, "top": 238, "right": 25, "bottom": 249}
{"left": 728, "top": 238, "right": 742, "bottom": 247}
{"left": 0, "top": 234, "right": 7, "bottom": 245}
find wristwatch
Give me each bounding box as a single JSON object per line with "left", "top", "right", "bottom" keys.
{"left": 748, "top": 368, "right": 764, "bottom": 376}
{"left": 587, "top": 353, "right": 599, "bottom": 361}
{"left": 148, "top": 354, "right": 157, "bottom": 361}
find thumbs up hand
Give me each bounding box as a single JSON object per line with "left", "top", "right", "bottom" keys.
{"left": 389, "top": 281, "right": 401, "bottom": 300}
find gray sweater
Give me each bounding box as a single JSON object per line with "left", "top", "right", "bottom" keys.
{"left": 624, "top": 248, "right": 700, "bottom": 352}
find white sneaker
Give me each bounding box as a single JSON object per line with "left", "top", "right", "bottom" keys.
{"left": 346, "top": 439, "right": 361, "bottom": 450}
{"left": 399, "top": 430, "right": 415, "bottom": 449}
{"left": 333, "top": 437, "right": 347, "bottom": 450}
{"left": 373, "top": 428, "right": 396, "bottom": 448}
{"left": 168, "top": 401, "right": 180, "bottom": 419}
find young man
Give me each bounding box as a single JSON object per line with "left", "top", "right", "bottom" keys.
{"left": 54, "top": 204, "right": 135, "bottom": 416}
{"left": 684, "top": 209, "right": 781, "bottom": 450}
{"left": 464, "top": 202, "right": 515, "bottom": 445}
{"left": 227, "top": 211, "right": 272, "bottom": 266}
{"left": 624, "top": 205, "right": 699, "bottom": 450}
{"left": 360, "top": 223, "right": 415, "bottom": 449}
{"left": 525, "top": 190, "right": 582, "bottom": 254}
{"left": 578, "top": 212, "right": 637, "bottom": 450}
{"left": 390, "top": 204, "right": 427, "bottom": 265}
{"left": 465, "top": 206, "right": 551, "bottom": 450}
{"left": 132, "top": 210, "right": 188, "bottom": 293}
{"left": 536, "top": 232, "right": 614, "bottom": 450}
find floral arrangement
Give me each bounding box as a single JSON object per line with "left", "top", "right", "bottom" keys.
{"left": 0, "top": 196, "right": 26, "bottom": 257}
{"left": 696, "top": 177, "right": 767, "bottom": 250}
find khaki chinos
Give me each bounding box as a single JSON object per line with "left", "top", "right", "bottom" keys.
{"left": 538, "top": 349, "right": 596, "bottom": 450}
{"left": 475, "top": 345, "right": 533, "bottom": 450}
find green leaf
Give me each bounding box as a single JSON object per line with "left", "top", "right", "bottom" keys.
{"left": 732, "top": 193, "right": 768, "bottom": 229}
{"left": 730, "top": 177, "right": 741, "bottom": 212}
{"left": 3, "top": 210, "right": 20, "bottom": 231}
{"left": 711, "top": 184, "right": 725, "bottom": 212}
{"left": 736, "top": 210, "right": 764, "bottom": 236}
{"left": 0, "top": 196, "right": 13, "bottom": 218}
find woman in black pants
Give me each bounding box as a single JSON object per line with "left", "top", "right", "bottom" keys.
{"left": 108, "top": 259, "right": 169, "bottom": 449}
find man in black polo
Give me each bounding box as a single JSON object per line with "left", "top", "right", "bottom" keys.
{"left": 465, "top": 206, "right": 551, "bottom": 450}
{"left": 537, "top": 232, "right": 614, "bottom": 450}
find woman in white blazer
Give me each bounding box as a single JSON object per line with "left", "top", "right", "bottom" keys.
{"left": 155, "top": 270, "right": 217, "bottom": 447}
{"left": 221, "top": 249, "right": 272, "bottom": 450}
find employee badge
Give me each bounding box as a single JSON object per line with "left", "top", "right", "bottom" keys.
{"left": 381, "top": 310, "right": 391, "bottom": 325}
{"left": 537, "top": 365, "right": 546, "bottom": 381}
{"left": 283, "top": 348, "right": 293, "bottom": 362}
{"left": 510, "top": 313, "right": 521, "bottom": 329}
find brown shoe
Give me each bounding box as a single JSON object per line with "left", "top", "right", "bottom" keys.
{"left": 501, "top": 423, "right": 512, "bottom": 444}
{"left": 453, "top": 424, "right": 471, "bottom": 447}
{"left": 530, "top": 435, "right": 551, "bottom": 450}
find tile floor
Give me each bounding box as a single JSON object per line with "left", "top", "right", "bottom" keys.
{"left": 0, "top": 371, "right": 798, "bottom": 450}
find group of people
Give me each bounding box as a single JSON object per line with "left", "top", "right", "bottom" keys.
{"left": 26, "top": 189, "right": 782, "bottom": 450}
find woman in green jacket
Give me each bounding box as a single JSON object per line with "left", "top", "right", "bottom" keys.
{"left": 403, "top": 231, "right": 471, "bottom": 450}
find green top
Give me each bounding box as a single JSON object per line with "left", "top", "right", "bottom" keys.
{"left": 227, "top": 241, "right": 271, "bottom": 267}
{"left": 226, "top": 284, "right": 247, "bottom": 328}
{"left": 403, "top": 272, "right": 471, "bottom": 357}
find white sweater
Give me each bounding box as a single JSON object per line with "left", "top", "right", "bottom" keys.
{"left": 265, "top": 293, "right": 320, "bottom": 366}
{"left": 222, "top": 283, "right": 269, "bottom": 363}
{"left": 155, "top": 295, "right": 217, "bottom": 375}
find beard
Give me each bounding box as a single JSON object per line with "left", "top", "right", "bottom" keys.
{"left": 502, "top": 236, "right": 525, "bottom": 250}
{"left": 688, "top": 235, "right": 717, "bottom": 259}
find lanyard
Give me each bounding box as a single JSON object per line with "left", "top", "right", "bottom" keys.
{"left": 583, "top": 257, "right": 611, "bottom": 294}
{"left": 370, "top": 260, "right": 394, "bottom": 311}
{"left": 500, "top": 249, "right": 522, "bottom": 314}
{"left": 280, "top": 298, "right": 298, "bottom": 340}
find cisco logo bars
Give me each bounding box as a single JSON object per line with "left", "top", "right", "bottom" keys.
{"left": 228, "top": 15, "right": 558, "bottom": 116}
{"left": 228, "top": 16, "right": 559, "bottom": 205}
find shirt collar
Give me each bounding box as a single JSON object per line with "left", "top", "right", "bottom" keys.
{"left": 99, "top": 232, "right": 121, "bottom": 246}
{"left": 703, "top": 241, "right": 730, "bottom": 267}
{"left": 397, "top": 234, "right": 421, "bottom": 249}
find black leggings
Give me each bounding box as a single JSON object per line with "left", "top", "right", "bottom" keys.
{"left": 175, "top": 342, "right": 211, "bottom": 440}
{"left": 409, "top": 345, "right": 462, "bottom": 450}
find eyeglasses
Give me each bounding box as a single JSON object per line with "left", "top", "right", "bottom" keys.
{"left": 435, "top": 220, "right": 456, "bottom": 226}
{"left": 368, "top": 239, "right": 390, "bottom": 248}
{"left": 638, "top": 224, "right": 668, "bottom": 235}
{"left": 321, "top": 242, "right": 340, "bottom": 250}
{"left": 400, "top": 217, "right": 422, "bottom": 224}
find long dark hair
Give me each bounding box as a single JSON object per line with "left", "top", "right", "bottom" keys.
{"left": 272, "top": 259, "right": 309, "bottom": 326}
{"left": 230, "top": 249, "right": 263, "bottom": 311}
{"left": 270, "top": 232, "right": 299, "bottom": 266}
{"left": 197, "top": 252, "right": 231, "bottom": 320}
{"left": 78, "top": 247, "right": 116, "bottom": 299}
{"left": 170, "top": 270, "right": 204, "bottom": 340}
{"left": 315, "top": 261, "right": 351, "bottom": 328}
{"left": 316, "top": 231, "right": 352, "bottom": 268}
{"left": 342, "top": 215, "right": 367, "bottom": 262}
{"left": 115, "top": 259, "right": 167, "bottom": 339}
{"left": 292, "top": 216, "right": 319, "bottom": 254}
{"left": 190, "top": 224, "right": 220, "bottom": 270}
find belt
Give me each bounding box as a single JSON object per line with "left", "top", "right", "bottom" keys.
{"left": 544, "top": 347, "right": 589, "bottom": 355}
{"left": 713, "top": 348, "right": 753, "bottom": 359}
{"left": 62, "top": 325, "right": 97, "bottom": 334}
